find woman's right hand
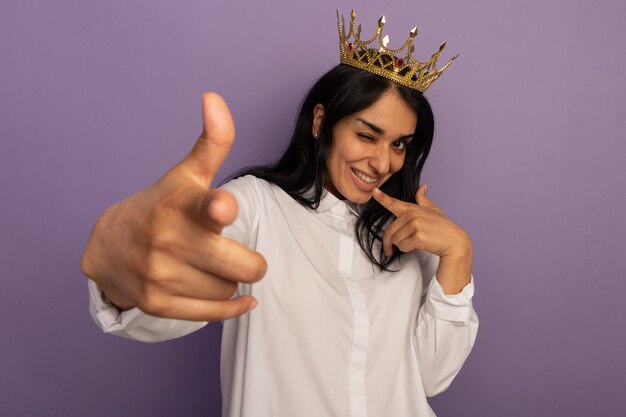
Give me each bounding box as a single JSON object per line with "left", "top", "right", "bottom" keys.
{"left": 81, "top": 93, "right": 266, "bottom": 322}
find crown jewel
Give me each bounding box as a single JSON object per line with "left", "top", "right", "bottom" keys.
{"left": 337, "top": 9, "right": 459, "bottom": 93}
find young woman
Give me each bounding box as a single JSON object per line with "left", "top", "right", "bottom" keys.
{"left": 83, "top": 11, "right": 478, "bottom": 417}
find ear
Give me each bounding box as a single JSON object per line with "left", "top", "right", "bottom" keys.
{"left": 312, "top": 103, "right": 325, "bottom": 139}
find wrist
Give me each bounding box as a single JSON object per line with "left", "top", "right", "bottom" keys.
{"left": 436, "top": 244, "right": 472, "bottom": 295}
{"left": 98, "top": 282, "right": 136, "bottom": 311}
{"left": 442, "top": 232, "right": 472, "bottom": 261}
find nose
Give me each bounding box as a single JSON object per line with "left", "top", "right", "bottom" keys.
{"left": 368, "top": 145, "right": 390, "bottom": 175}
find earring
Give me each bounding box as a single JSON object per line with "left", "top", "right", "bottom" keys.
{"left": 313, "top": 131, "right": 319, "bottom": 138}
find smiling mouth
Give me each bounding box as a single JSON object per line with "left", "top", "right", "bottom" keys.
{"left": 351, "top": 168, "right": 378, "bottom": 184}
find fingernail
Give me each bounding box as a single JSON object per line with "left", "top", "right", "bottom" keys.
{"left": 424, "top": 184, "right": 428, "bottom": 192}
{"left": 248, "top": 300, "right": 258, "bottom": 312}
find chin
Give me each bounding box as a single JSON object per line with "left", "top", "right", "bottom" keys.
{"left": 344, "top": 190, "right": 374, "bottom": 205}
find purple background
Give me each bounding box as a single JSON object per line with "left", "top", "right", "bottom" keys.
{"left": 2, "top": 0, "right": 625, "bottom": 416}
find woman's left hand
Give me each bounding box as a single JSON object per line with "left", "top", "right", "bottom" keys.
{"left": 372, "top": 185, "right": 471, "bottom": 259}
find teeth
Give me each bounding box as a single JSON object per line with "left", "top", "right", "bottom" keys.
{"left": 352, "top": 168, "right": 377, "bottom": 184}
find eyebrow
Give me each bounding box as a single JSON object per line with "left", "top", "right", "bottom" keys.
{"left": 356, "top": 118, "right": 415, "bottom": 140}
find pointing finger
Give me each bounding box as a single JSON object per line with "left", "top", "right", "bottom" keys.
{"left": 182, "top": 187, "right": 239, "bottom": 234}
{"left": 202, "top": 188, "right": 239, "bottom": 233}
{"left": 372, "top": 188, "right": 407, "bottom": 217}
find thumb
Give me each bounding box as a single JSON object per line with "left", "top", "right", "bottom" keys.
{"left": 184, "top": 92, "right": 235, "bottom": 187}
{"left": 415, "top": 184, "right": 433, "bottom": 206}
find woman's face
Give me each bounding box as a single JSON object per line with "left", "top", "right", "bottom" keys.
{"left": 320, "top": 89, "right": 417, "bottom": 204}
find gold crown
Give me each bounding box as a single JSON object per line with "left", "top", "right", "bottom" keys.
{"left": 337, "top": 9, "right": 459, "bottom": 93}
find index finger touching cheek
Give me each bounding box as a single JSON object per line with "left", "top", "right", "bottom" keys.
{"left": 372, "top": 188, "right": 405, "bottom": 217}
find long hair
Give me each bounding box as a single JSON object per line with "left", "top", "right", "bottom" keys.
{"left": 230, "top": 64, "right": 435, "bottom": 270}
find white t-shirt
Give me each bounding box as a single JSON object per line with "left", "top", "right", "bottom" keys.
{"left": 89, "top": 175, "right": 478, "bottom": 417}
